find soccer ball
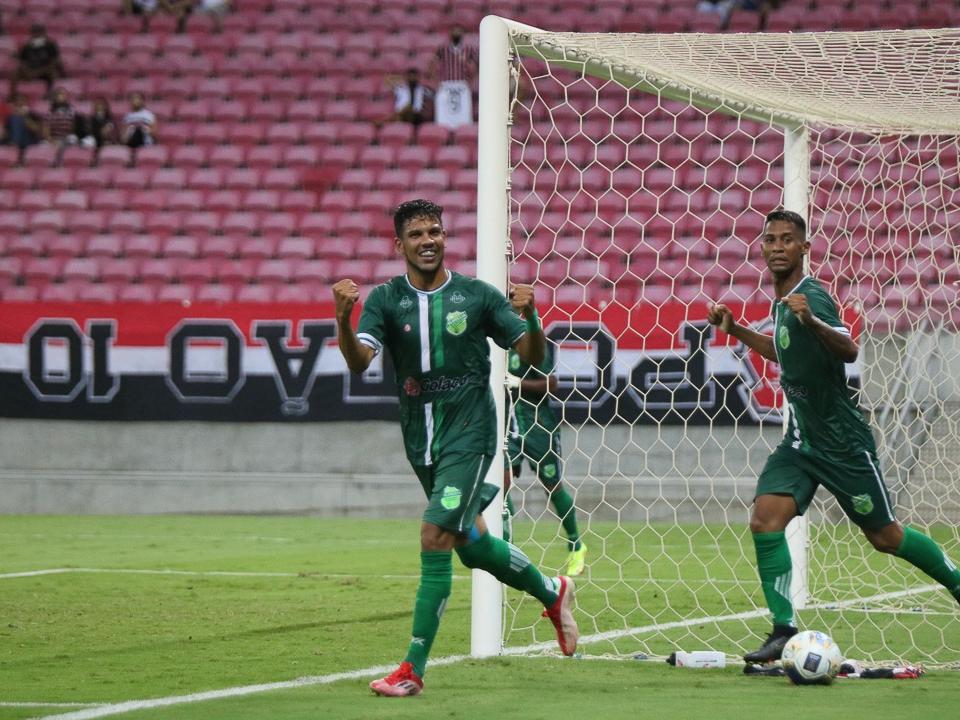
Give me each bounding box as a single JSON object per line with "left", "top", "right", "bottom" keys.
{"left": 781, "top": 630, "right": 843, "bottom": 685}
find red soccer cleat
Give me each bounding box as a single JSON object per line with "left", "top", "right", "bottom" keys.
{"left": 369, "top": 661, "right": 423, "bottom": 697}
{"left": 542, "top": 575, "right": 579, "bottom": 656}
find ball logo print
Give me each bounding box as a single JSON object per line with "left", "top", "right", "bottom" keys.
{"left": 781, "top": 631, "right": 843, "bottom": 685}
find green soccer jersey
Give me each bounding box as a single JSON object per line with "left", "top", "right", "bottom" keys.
{"left": 357, "top": 271, "right": 527, "bottom": 466}
{"left": 772, "top": 275, "right": 876, "bottom": 459}
{"left": 507, "top": 342, "right": 560, "bottom": 436}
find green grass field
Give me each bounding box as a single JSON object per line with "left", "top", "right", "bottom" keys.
{"left": 1, "top": 516, "right": 958, "bottom": 720}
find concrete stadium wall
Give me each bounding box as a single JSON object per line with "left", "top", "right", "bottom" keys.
{"left": 0, "top": 419, "right": 780, "bottom": 519}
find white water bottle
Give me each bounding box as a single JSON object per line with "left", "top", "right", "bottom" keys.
{"left": 668, "top": 650, "right": 726, "bottom": 668}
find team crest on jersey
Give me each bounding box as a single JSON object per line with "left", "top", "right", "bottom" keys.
{"left": 852, "top": 493, "right": 874, "bottom": 515}
{"left": 446, "top": 311, "right": 467, "bottom": 336}
{"left": 509, "top": 354, "right": 520, "bottom": 370}
{"left": 451, "top": 291, "right": 465, "bottom": 304}
{"left": 399, "top": 296, "right": 413, "bottom": 310}
{"left": 440, "top": 485, "right": 462, "bottom": 509}
{"left": 778, "top": 324, "right": 790, "bottom": 349}
{"left": 542, "top": 463, "right": 557, "bottom": 479}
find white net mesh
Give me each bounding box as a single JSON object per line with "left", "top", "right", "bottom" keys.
{"left": 495, "top": 24, "right": 960, "bottom": 666}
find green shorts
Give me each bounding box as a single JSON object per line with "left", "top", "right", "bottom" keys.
{"left": 756, "top": 445, "right": 896, "bottom": 530}
{"left": 413, "top": 452, "right": 499, "bottom": 534}
{"left": 505, "top": 427, "right": 563, "bottom": 487}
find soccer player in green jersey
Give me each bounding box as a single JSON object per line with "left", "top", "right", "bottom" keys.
{"left": 333, "top": 199, "right": 578, "bottom": 697}
{"left": 503, "top": 342, "right": 587, "bottom": 576}
{"left": 708, "top": 209, "right": 960, "bottom": 664}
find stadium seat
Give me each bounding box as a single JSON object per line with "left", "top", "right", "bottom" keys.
{"left": 276, "top": 236, "right": 315, "bottom": 259}
{"left": 196, "top": 284, "right": 235, "bottom": 304}
{"left": 205, "top": 191, "right": 242, "bottom": 213}
{"left": 201, "top": 236, "right": 240, "bottom": 260}
{"left": 163, "top": 237, "right": 200, "bottom": 259}
{"left": 236, "top": 284, "right": 275, "bottom": 303}
{"left": 86, "top": 234, "right": 123, "bottom": 258}
{"left": 183, "top": 212, "right": 221, "bottom": 236}
{"left": 123, "top": 235, "right": 162, "bottom": 259}
{"left": 118, "top": 284, "right": 157, "bottom": 303}
{"left": 235, "top": 236, "right": 275, "bottom": 260}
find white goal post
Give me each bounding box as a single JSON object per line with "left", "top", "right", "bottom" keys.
{"left": 475, "top": 17, "right": 960, "bottom": 664}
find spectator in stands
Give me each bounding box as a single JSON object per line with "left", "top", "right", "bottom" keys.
{"left": 121, "top": 92, "right": 157, "bottom": 149}
{"left": 123, "top": 0, "right": 193, "bottom": 33}
{"left": 428, "top": 25, "right": 478, "bottom": 129}
{"left": 10, "top": 24, "right": 65, "bottom": 99}
{"left": 3, "top": 94, "right": 42, "bottom": 152}
{"left": 84, "top": 97, "right": 117, "bottom": 149}
{"left": 387, "top": 68, "right": 432, "bottom": 128}
{"left": 44, "top": 87, "right": 85, "bottom": 151}
{"left": 197, "top": 0, "right": 230, "bottom": 33}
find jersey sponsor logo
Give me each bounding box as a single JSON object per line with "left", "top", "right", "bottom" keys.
{"left": 440, "top": 485, "right": 462, "bottom": 509}
{"left": 404, "top": 377, "right": 421, "bottom": 396}
{"left": 399, "top": 296, "right": 413, "bottom": 310}
{"left": 778, "top": 324, "right": 790, "bottom": 349}
{"left": 450, "top": 291, "right": 466, "bottom": 304}
{"left": 852, "top": 493, "right": 874, "bottom": 515}
{"left": 419, "top": 374, "right": 470, "bottom": 393}
{"left": 781, "top": 381, "right": 808, "bottom": 399}
{"left": 446, "top": 310, "right": 468, "bottom": 336}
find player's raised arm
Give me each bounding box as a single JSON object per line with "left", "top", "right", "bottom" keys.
{"left": 333, "top": 278, "right": 375, "bottom": 374}
{"left": 708, "top": 302, "right": 778, "bottom": 362}
{"left": 782, "top": 293, "right": 859, "bottom": 363}
{"left": 509, "top": 283, "right": 545, "bottom": 367}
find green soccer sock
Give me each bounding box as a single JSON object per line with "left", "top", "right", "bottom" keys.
{"left": 403, "top": 551, "right": 452, "bottom": 678}
{"left": 753, "top": 531, "right": 795, "bottom": 627}
{"left": 895, "top": 526, "right": 960, "bottom": 600}
{"left": 456, "top": 531, "right": 559, "bottom": 606}
{"left": 502, "top": 492, "right": 515, "bottom": 543}
{"left": 549, "top": 485, "right": 582, "bottom": 551}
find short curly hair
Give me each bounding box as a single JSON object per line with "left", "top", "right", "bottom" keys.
{"left": 764, "top": 209, "right": 806, "bottom": 236}
{"left": 393, "top": 199, "right": 444, "bottom": 238}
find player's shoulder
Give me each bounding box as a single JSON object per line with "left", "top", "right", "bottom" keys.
{"left": 364, "top": 275, "right": 405, "bottom": 304}
{"left": 800, "top": 276, "right": 837, "bottom": 304}
{"left": 449, "top": 272, "right": 502, "bottom": 300}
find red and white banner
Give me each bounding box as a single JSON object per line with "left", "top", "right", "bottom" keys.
{"left": 0, "top": 301, "right": 860, "bottom": 423}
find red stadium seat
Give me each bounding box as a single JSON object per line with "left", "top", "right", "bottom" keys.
{"left": 118, "top": 284, "right": 158, "bottom": 303}
{"left": 237, "top": 237, "right": 277, "bottom": 260}
{"left": 196, "top": 284, "right": 235, "bottom": 304}
{"left": 236, "top": 284, "right": 276, "bottom": 303}
{"left": 122, "top": 234, "right": 161, "bottom": 259}
{"left": 276, "top": 236, "right": 315, "bottom": 259}
{"left": 86, "top": 234, "right": 123, "bottom": 258}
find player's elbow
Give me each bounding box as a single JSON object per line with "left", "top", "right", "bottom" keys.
{"left": 840, "top": 341, "right": 859, "bottom": 364}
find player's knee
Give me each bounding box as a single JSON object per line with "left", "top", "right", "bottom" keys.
{"left": 864, "top": 526, "right": 901, "bottom": 554}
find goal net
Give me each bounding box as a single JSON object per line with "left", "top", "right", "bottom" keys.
{"left": 476, "top": 19, "right": 960, "bottom": 666}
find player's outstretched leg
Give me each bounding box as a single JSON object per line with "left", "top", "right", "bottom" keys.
{"left": 370, "top": 550, "right": 451, "bottom": 696}
{"left": 456, "top": 526, "right": 578, "bottom": 656}
{"left": 869, "top": 524, "right": 960, "bottom": 605}
{"left": 745, "top": 530, "right": 797, "bottom": 663}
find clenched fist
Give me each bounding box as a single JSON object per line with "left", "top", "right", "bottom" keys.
{"left": 332, "top": 279, "right": 360, "bottom": 321}
{"left": 508, "top": 283, "right": 536, "bottom": 317}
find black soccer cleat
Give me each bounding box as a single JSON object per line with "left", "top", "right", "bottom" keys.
{"left": 743, "top": 624, "right": 798, "bottom": 664}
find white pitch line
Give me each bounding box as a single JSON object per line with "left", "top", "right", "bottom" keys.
{"left": 0, "top": 703, "right": 103, "bottom": 708}
{"left": 0, "top": 567, "right": 751, "bottom": 584}
{"left": 35, "top": 581, "right": 949, "bottom": 720}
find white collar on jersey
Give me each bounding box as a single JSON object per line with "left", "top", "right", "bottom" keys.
{"left": 405, "top": 268, "right": 452, "bottom": 295}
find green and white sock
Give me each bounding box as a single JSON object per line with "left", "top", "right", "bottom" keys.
{"left": 895, "top": 526, "right": 960, "bottom": 600}
{"left": 502, "top": 492, "right": 515, "bottom": 543}
{"left": 753, "top": 531, "right": 794, "bottom": 627}
{"left": 404, "top": 550, "right": 452, "bottom": 678}
{"left": 456, "top": 531, "right": 559, "bottom": 606}
{"left": 549, "top": 485, "right": 581, "bottom": 551}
